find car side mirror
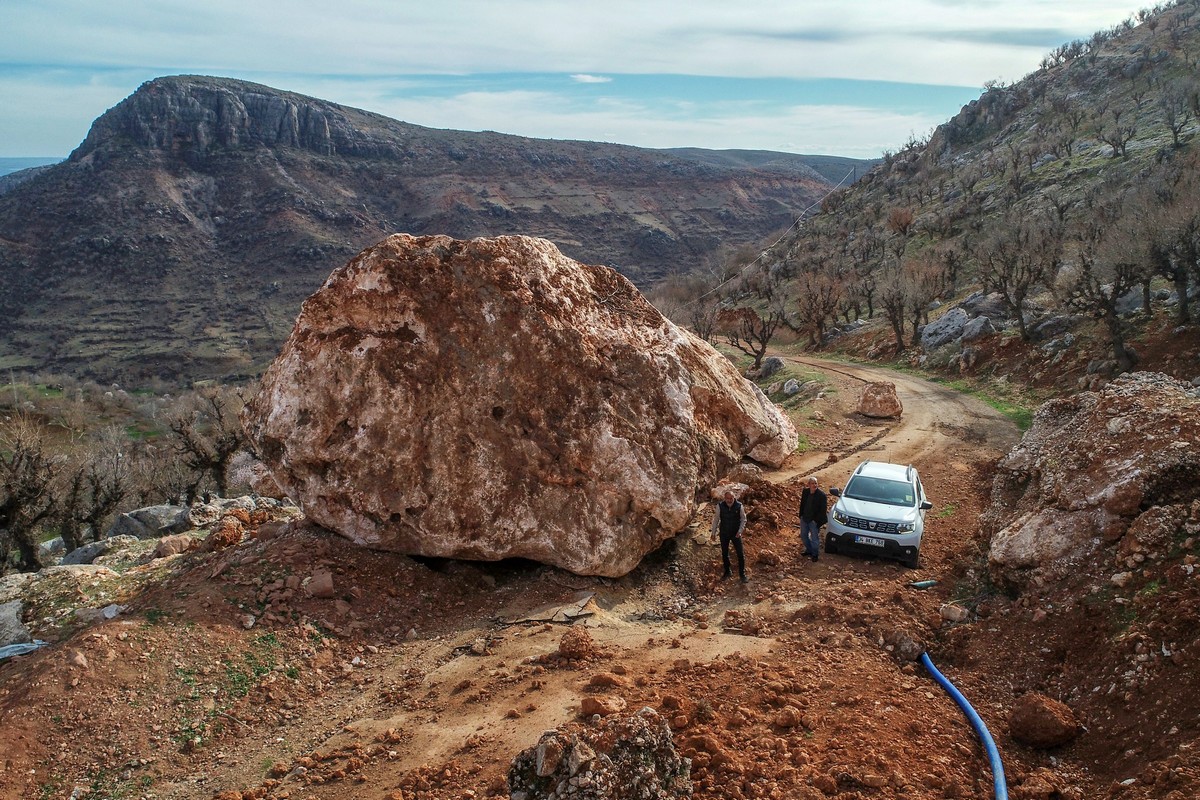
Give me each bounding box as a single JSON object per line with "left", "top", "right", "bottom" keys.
{"left": 920, "top": 501, "right": 933, "bottom": 511}
{"left": 830, "top": 487, "right": 841, "bottom": 497}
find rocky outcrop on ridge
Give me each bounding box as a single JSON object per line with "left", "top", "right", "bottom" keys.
{"left": 243, "top": 234, "right": 797, "bottom": 576}
{"left": 983, "top": 372, "right": 1200, "bottom": 592}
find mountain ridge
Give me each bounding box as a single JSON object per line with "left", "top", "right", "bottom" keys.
{"left": 0, "top": 75, "right": 872, "bottom": 384}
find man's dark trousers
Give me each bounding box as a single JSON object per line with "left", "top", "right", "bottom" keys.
{"left": 720, "top": 532, "right": 745, "bottom": 580}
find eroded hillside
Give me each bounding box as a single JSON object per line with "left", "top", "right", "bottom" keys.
{"left": 0, "top": 75, "right": 857, "bottom": 384}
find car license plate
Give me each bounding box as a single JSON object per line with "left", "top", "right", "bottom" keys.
{"left": 855, "top": 535, "right": 885, "bottom": 547}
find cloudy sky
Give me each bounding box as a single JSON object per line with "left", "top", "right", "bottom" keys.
{"left": 0, "top": 1, "right": 1143, "bottom": 159}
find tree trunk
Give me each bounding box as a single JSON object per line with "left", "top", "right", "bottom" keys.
{"left": 1012, "top": 304, "right": 1030, "bottom": 341}
{"left": 1103, "top": 306, "right": 1139, "bottom": 373}
{"left": 14, "top": 528, "right": 42, "bottom": 572}
{"left": 891, "top": 318, "right": 906, "bottom": 353}
{"left": 61, "top": 520, "right": 84, "bottom": 553}
{"left": 1175, "top": 272, "right": 1191, "bottom": 325}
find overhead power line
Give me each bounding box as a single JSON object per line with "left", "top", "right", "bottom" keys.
{"left": 687, "top": 166, "right": 856, "bottom": 308}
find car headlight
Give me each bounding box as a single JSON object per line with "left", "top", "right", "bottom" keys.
{"left": 833, "top": 509, "right": 849, "bottom": 524}
{"left": 896, "top": 521, "right": 915, "bottom": 532}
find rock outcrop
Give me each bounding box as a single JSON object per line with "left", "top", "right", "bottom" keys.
{"left": 103, "top": 505, "right": 193, "bottom": 540}
{"left": 507, "top": 707, "right": 691, "bottom": 800}
{"left": 856, "top": 382, "right": 903, "bottom": 419}
{"left": 244, "top": 234, "right": 797, "bottom": 576}
{"left": 984, "top": 372, "right": 1200, "bottom": 592}
{"left": 60, "top": 535, "right": 141, "bottom": 566}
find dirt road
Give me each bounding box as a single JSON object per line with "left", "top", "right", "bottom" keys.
{"left": 777, "top": 357, "right": 1021, "bottom": 482}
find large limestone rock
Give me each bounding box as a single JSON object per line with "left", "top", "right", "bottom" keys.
{"left": 243, "top": 234, "right": 797, "bottom": 576}
{"left": 103, "top": 505, "right": 192, "bottom": 540}
{"left": 920, "top": 306, "right": 969, "bottom": 350}
{"left": 0, "top": 600, "right": 31, "bottom": 648}
{"left": 984, "top": 372, "right": 1200, "bottom": 592}
{"left": 856, "top": 381, "right": 903, "bottom": 419}
{"left": 60, "top": 535, "right": 140, "bottom": 566}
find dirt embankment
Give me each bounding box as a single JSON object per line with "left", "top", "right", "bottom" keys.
{"left": 6, "top": 361, "right": 1192, "bottom": 800}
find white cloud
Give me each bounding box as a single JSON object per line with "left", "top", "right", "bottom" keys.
{"left": 347, "top": 87, "right": 944, "bottom": 158}
{"left": 0, "top": 0, "right": 1150, "bottom": 155}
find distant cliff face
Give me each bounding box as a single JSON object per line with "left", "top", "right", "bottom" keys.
{"left": 0, "top": 75, "right": 852, "bottom": 384}
{"left": 74, "top": 76, "right": 415, "bottom": 162}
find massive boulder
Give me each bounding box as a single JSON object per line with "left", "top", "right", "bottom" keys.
{"left": 983, "top": 372, "right": 1200, "bottom": 592}
{"left": 243, "top": 234, "right": 797, "bottom": 576}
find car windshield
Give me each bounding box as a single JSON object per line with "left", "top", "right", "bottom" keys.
{"left": 844, "top": 475, "right": 916, "bottom": 507}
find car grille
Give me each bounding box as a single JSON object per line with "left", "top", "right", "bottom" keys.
{"left": 844, "top": 517, "right": 899, "bottom": 534}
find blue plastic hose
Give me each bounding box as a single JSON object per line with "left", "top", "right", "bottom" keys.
{"left": 920, "top": 652, "right": 1008, "bottom": 800}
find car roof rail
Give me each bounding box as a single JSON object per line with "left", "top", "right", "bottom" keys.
{"left": 906, "top": 465, "right": 913, "bottom": 481}
{"left": 856, "top": 461, "right": 869, "bottom": 474}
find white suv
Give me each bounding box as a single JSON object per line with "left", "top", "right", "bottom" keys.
{"left": 825, "top": 461, "right": 932, "bottom": 568}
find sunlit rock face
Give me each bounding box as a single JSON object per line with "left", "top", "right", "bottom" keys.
{"left": 983, "top": 372, "right": 1200, "bottom": 592}
{"left": 243, "top": 234, "right": 796, "bottom": 576}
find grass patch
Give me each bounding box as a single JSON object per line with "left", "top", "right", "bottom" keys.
{"left": 1138, "top": 579, "right": 1163, "bottom": 598}
{"left": 124, "top": 422, "right": 162, "bottom": 440}
{"left": 144, "top": 608, "right": 168, "bottom": 624}
{"left": 933, "top": 377, "right": 1037, "bottom": 431}
{"left": 937, "top": 503, "right": 958, "bottom": 519}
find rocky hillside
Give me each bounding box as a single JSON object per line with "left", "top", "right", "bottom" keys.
{"left": 694, "top": 2, "right": 1200, "bottom": 394}
{"left": 0, "top": 75, "right": 860, "bottom": 385}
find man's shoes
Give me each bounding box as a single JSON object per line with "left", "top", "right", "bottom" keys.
{"left": 721, "top": 571, "right": 732, "bottom": 580}
{"left": 740, "top": 576, "right": 749, "bottom": 584}
{"left": 801, "top": 550, "right": 813, "bottom": 557}
{"left": 811, "top": 554, "right": 819, "bottom": 562}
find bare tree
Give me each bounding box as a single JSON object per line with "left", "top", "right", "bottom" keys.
{"left": 904, "top": 257, "right": 951, "bottom": 347}
{"left": 56, "top": 428, "right": 131, "bottom": 551}
{"left": 972, "top": 212, "right": 1064, "bottom": 340}
{"left": 0, "top": 416, "right": 59, "bottom": 572}
{"left": 847, "top": 228, "right": 884, "bottom": 318}
{"left": 885, "top": 207, "right": 916, "bottom": 259}
{"left": 1094, "top": 108, "right": 1138, "bottom": 158}
{"left": 167, "top": 387, "right": 248, "bottom": 502}
{"left": 688, "top": 300, "right": 720, "bottom": 343}
{"left": 877, "top": 264, "right": 910, "bottom": 354}
{"left": 792, "top": 269, "right": 844, "bottom": 347}
{"left": 1159, "top": 81, "right": 1194, "bottom": 147}
{"left": 718, "top": 307, "right": 787, "bottom": 371}
{"left": 1137, "top": 161, "right": 1200, "bottom": 324}
{"left": 1057, "top": 215, "right": 1143, "bottom": 373}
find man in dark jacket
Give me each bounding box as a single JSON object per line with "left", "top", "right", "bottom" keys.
{"left": 710, "top": 489, "right": 747, "bottom": 583}
{"left": 799, "top": 476, "right": 828, "bottom": 562}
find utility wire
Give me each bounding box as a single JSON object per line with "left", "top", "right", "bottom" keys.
{"left": 686, "top": 166, "right": 857, "bottom": 308}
